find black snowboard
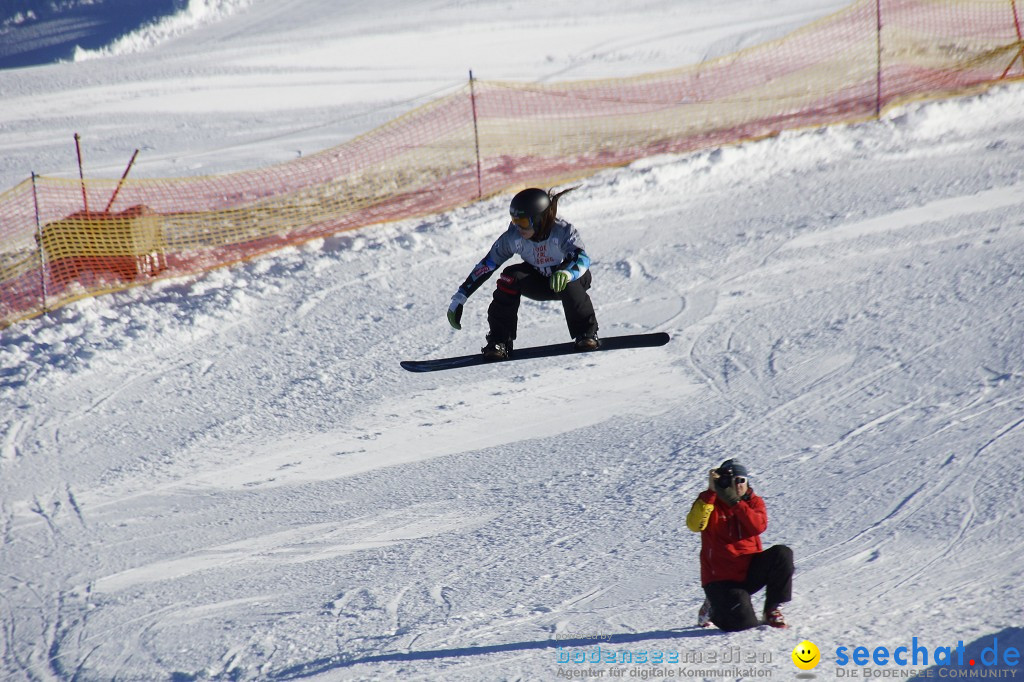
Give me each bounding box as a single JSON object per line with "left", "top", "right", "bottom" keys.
{"left": 401, "top": 332, "right": 670, "bottom": 373}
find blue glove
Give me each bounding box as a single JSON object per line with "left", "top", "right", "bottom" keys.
{"left": 447, "top": 291, "right": 467, "bottom": 329}
{"left": 550, "top": 271, "right": 571, "bottom": 293}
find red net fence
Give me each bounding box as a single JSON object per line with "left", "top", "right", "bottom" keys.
{"left": 1, "top": 0, "right": 1022, "bottom": 330}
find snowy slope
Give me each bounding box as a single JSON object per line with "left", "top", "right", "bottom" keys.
{"left": 2, "top": 1, "right": 1024, "bottom": 681}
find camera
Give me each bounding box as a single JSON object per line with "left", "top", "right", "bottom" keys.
{"left": 715, "top": 466, "right": 733, "bottom": 489}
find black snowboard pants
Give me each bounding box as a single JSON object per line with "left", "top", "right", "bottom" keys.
{"left": 703, "top": 544, "right": 793, "bottom": 632}
{"left": 487, "top": 263, "right": 598, "bottom": 342}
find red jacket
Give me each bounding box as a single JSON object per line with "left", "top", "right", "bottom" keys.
{"left": 686, "top": 489, "right": 767, "bottom": 585}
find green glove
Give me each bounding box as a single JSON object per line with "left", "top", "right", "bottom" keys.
{"left": 550, "top": 271, "right": 571, "bottom": 293}
{"left": 447, "top": 292, "right": 467, "bottom": 330}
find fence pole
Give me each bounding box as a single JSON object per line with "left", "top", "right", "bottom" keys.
{"left": 875, "top": 0, "right": 883, "bottom": 118}
{"left": 1001, "top": 0, "right": 1024, "bottom": 79}
{"left": 469, "top": 70, "right": 483, "bottom": 199}
{"left": 104, "top": 149, "right": 139, "bottom": 213}
{"left": 31, "top": 172, "right": 48, "bottom": 314}
{"left": 74, "top": 132, "right": 89, "bottom": 213}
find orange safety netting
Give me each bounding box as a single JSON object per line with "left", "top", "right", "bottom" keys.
{"left": 1, "top": 0, "right": 1022, "bottom": 330}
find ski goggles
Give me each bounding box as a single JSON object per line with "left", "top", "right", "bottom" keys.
{"left": 510, "top": 216, "right": 532, "bottom": 230}
{"left": 733, "top": 477, "right": 747, "bottom": 485}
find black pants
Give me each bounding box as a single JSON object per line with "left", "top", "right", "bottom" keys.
{"left": 703, "top": 545, "right": 793, "bottom": 632}
{"left": 487, "top": 263, "right": 598, "bottom": 342}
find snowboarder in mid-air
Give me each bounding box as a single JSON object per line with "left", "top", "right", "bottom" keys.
{"left": 447, "top": 187, "right": 600, "bottom": 359}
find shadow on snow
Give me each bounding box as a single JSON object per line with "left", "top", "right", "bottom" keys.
{"left": 267, "top": 627, "right": 722, "bottom": 680}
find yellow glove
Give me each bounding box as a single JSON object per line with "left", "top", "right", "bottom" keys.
{"left": 550, "top": 271, "right": 571, "bottom": 293}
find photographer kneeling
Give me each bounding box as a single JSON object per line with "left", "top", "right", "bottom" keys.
{"left": 686, "top": 459, "right": 793, "bottom": 631}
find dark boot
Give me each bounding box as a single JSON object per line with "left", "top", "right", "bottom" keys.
{"left": 482, "top": 334, "right": 513, "bottom": 360}
{"left": 574, "top": 332, "right": 600, "bottom": 351}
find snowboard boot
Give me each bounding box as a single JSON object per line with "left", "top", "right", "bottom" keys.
{"left": 574, "top": 332, "right": 600, "bottom": 351}
{"left": 698, "top": 598, "right": 713, "bottom": 628}
{"left": 763, "top": 606, "right": 787, "bottom": 629}
{"left": 482, "top": 335, "right": 513, "bottom": 360}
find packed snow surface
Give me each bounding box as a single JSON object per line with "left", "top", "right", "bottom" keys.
{"left": 1, "top": 0, "right": 1023, "bottom": 680}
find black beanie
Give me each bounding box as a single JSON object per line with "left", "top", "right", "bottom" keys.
{"left": 719, "top": 459, "right": 749, "bottom": 479}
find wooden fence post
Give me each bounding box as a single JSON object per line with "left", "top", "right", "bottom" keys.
{"left": 31, "top": 172, "right": 47, "bottom": 314}
{"left": 469, "top": 70, "right": 483, "bottom": 199}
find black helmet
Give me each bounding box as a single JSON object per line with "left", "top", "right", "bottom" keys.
{"left": 509, "top": 188, "right": 550, "bottom": 223}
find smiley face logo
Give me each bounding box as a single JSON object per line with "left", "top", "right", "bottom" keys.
{"left": 792, "top": 640, "right": 821, "bottom": 670}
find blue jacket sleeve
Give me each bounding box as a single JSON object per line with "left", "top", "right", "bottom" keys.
{"left": 457, "top": 228, "right": 517, "bottom": 297}
{"left": 559, "top": 248, "right": 591, "bottom": 282}
{"left": 457, "top": 254, "right": 499, "bottom": 297}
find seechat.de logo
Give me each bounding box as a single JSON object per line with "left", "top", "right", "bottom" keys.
{"left": 835, "top": 637, "right": 1020, "bottom": 668}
